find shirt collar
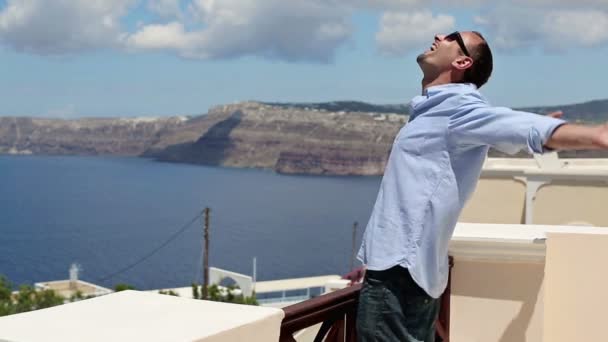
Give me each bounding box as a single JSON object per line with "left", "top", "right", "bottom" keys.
{"left": 423, "top": 83, "right": 477, "bottom": 97}
{"left": 409, "top": 83, "right": 478, "bottom": 117}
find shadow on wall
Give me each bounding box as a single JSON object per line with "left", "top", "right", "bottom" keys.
{"left": 452, "top": 261, "right": 544, "bottom": 342}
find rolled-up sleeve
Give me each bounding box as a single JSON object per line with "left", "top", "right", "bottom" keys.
{"left": 449, "top": 102, "right": 566, "bottom": 155}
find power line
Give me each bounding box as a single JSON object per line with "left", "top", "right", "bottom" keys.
{"left": 96, "top": 211, "right": 204, "bottom": 283}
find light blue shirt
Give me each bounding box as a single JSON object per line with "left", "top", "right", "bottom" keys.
{"left": 357, "top": 83, "right": 566, "bottom": 298}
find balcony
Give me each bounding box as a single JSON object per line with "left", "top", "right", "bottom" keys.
{"left": 2, "top": 223, "right": 606, "bottom": 341}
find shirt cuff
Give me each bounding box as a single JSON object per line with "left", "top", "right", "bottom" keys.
{"left": 527, "top": 120, "right": 567, "bottom": 154}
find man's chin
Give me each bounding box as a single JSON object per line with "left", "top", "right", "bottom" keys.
{"left": 416, "top": 53, "right": 427, "bottom": 64}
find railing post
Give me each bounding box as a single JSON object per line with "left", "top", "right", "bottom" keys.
{"left": 325, "top": 317, "right": 345, "bottom": 342}
{"left": 345, "top": 306, "right": 357, "bottom": 342}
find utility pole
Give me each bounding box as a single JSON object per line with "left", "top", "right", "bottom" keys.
{"left": 252, "top": 257, "right": 257, "bottom": 293}
{"left": 351, "top": 221, "right": 358, "bottom": 271}
{"left": 202, "top": 207, "right": 210, "bottom": 300}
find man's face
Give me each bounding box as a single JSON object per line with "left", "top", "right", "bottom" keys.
{"left": 417, "top": 31, "right": 479, "bottom": 75}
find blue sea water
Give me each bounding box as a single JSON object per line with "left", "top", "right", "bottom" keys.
{"left": 0, "top": 156, "right": 381, "bottom": 290}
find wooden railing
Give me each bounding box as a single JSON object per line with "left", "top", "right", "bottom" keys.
{"left": 280, "top": 257, "right": 454, "bottom": 342}
{"left": 279, "top": 283, "right": 360, "bottom": 342}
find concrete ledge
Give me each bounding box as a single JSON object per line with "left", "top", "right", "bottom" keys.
{"left": 450, "top": 222, "right": 608, "bottom": 262}
{"left": 0, "top": 290, "right": 284, "bottom": 342}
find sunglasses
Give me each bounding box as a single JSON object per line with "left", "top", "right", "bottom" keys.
{"left": 445, "top": 31, "right": 470, "bottom": 57}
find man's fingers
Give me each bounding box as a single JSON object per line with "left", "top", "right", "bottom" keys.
{"left": 546, "top": 111, "right": 564, "bottom": 119}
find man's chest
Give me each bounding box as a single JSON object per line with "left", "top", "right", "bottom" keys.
{"left": 395, "top": 116, "right": 450, "bottom": 156}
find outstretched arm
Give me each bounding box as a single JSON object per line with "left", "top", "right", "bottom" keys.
{"left": 545, "top": 123, "right": 608, "bottom": 151}
{"left": 449, "top": 104, "right": 567, "bottom": 155}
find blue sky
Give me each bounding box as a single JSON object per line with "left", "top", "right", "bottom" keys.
{"left": 0, "top": 0, "right": 607, "bottom": 117}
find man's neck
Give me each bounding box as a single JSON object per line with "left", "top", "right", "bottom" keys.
{"left": 421, "top": 73, "right": 458, "bottom": 94}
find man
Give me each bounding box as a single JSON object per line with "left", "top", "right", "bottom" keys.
{"left": 356, "top": 31, "right": 608, "bottom": 342}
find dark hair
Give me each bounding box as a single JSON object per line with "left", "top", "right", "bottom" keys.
{"left": 462, "top": 31, "right": 493, "bottom": 89}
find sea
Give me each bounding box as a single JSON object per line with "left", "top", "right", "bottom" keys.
{"left": 0, "top": 156, "right": 381, "bottom": 290}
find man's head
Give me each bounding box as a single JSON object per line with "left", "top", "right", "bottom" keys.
{"left": 417, "top": 31, "right": 493, "bottom": 89}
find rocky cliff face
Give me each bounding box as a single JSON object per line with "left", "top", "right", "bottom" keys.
{"left": 146, "top": 102, "right": 407, "bottom": 175}
{"left": 0, "top": 116, "right": 189, "bottom": 156}
{"left": 2, "top": 99, "right": 608, "bottom": 175}
{"left": 0, "top": 103, "right": 407, "bottom": 175}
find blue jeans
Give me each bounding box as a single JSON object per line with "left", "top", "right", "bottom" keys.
{"left": 356, "top": 266, "right": 440, "bottom": 342}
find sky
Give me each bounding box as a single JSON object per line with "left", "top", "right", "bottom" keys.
{"left": 0, "top": 0, "right": 607, "bottom": 118}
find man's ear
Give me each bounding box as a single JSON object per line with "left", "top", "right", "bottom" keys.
{"left": 452, "top": 57, "right": 474, "bottom": 71}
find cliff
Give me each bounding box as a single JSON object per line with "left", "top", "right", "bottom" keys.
{"left": 2, "top": 98, "right": 608, "bottom": 175}
{"left": 144, "top": 102, "right": 407, "bottom": 175}
{"left": 0, "top": 116, "right": 189, "bottom": 156}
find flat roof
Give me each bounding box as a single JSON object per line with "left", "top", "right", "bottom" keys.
{"left": 149, "top": 275, "right": 342, "bottom": 298}
{"left": 254, "top": 275, "right": 341, "bottom": 293}
{"left": 0, "top": 290, "right": 284, "bottom": 342}
{"left": 37, "top": 280, "right": 112, "bottom": 297}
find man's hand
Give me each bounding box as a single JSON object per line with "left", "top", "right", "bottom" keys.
{"left": 546, "top": 111, "right": 563, "bottom": 119}
{"left": 592, "top": 124, "right": 608, "bottom": 149}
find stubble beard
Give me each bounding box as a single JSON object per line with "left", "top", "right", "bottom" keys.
{"left": 416, "top": 52, "right": 426, "bottom": 64}
{"left": 416, "top": 52, "right": 431, "bottom": 73}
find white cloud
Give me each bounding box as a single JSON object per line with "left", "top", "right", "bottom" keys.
{"left": 542, "top": 9, "right": 608, "bottom": 48}
{"left": 126, "top": 22, "right": 190, "bottom": 50}
{"left": 475, "top": 8, "right": 608, "bottom": 51}
{"left": 1, "top": 0, "right": 607, "bottom": 61}
{"left": 473, "top": 9, "right": 540, "bottom": 50}
{"left": 345, "top": 0, "right": 423, "bottom": 10}
{"left": 509, "top": 0, "right": 608, "bottom": 6}
{"left": 125, "top": 0, "right": 353, "bottom": 62}
{"left": 376, "top": 10, "right": 455, "bottom": 56}
{"left": 148, "top": 0, "right": 183, "bottom": 18}
{"left": 338, "top": 0, "right": 485, "bottom": 11}
{"left": 0, "top": 0, "right": 136, "bottom": 54}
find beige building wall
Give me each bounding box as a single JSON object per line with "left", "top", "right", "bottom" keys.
{"left": 533, "top": 182, "right": 608, "bottom": 227}
{"left": 451, "top": 261, "right": 545, "bottom": 342}
{"left": 459, "top": 178, "right": 526, "bottom": 224}
{"left": 543, "top": 233, "right": 608, "bottom": 342}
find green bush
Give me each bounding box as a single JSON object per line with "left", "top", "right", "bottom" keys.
{"left": 191, "top": 283, "right": 258, "bottom": 306}
{"left": 0, "top": 276, "right": 65, "bottom": 317}
{"left": 158, "top": 289, "right": 179, "bottom": 296}
{"left": 113, "top": 283, "right": 136, "bottom": 292}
